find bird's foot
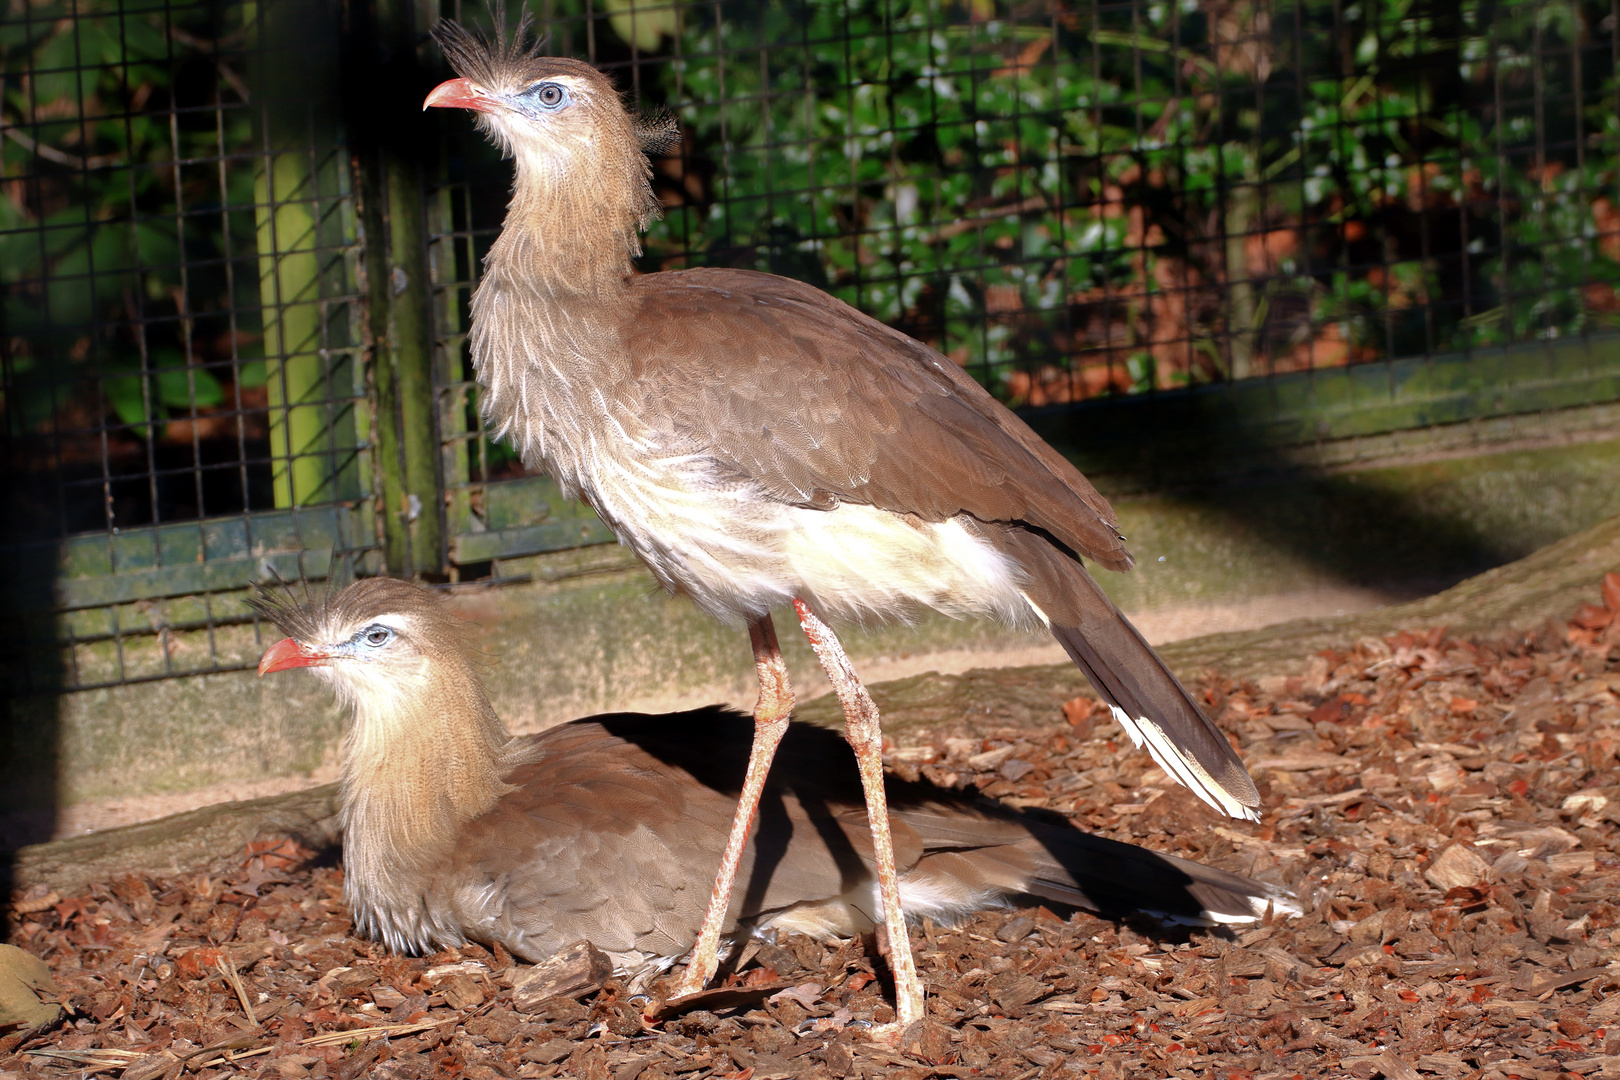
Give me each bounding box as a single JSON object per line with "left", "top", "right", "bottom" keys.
{"left": 863, "top": 1019, "right": 906, "bottom": 1045}
{"left": 866, "top": 1011, "right": 943, "bottom": 1049}
{"left": 666, "top": 968, "right": 709, "bottom": 1002}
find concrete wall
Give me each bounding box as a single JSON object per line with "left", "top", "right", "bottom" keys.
{"left": 8, "top": 417, "right": 1620, "bottom": 831}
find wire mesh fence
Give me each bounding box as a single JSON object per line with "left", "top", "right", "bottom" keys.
{"left": 6, "top": 0, "right": 1620, "bottom": 692}
{"left": 430, "top": 0, "right": 1620, "bottom": 567}
{"left": 644, "top": 0, "right": 1620, "bottom": 390}
{"left": 1, "top": 0, "right": 376, "bottom": 693}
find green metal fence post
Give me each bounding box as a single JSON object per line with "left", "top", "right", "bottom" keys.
{"left": 256, "top": 154, "right": 327, "bottom": 507}
{"left": 250, "top": 0, "right": 349, "bottom": 508}
{"left": 354, "top": 0, "right": 445, "bottom": 575}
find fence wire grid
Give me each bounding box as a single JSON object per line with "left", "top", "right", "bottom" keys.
{"left": 433, "top": 0, "right": 1620, "bottom": 489}
{"left": 1, "top": 0, "right": 375, "bottom": 693}
{"left": 4, "top": 0, "right": 1620, "bottom": 692}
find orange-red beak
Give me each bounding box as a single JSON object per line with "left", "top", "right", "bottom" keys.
{"left": 424, "top": 78, "right": 494, "bottom": 113}
{"left": 258, "top": 637, "right": 330, "bottom": 676}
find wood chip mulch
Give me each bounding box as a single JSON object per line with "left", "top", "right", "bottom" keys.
{"left": 6, "top": 574, "right": 1620, "bottom": 1080}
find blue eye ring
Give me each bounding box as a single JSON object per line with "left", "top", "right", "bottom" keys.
{"left": 359, "top": 625, "right": 394, "bottom": 648}
{"left": 527, "top": 82, "right": 567, "bottom": 110}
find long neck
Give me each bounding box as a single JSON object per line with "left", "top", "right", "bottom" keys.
{"left": 486, "top": 138, "right": 652, "bottom": 299}
{"left": 468, "top": 149, "right": 655, "bottom": 480}
{"left": 338, "top": 658, "right": 514, "bottom": 952}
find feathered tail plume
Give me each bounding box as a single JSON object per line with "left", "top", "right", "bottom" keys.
{"left": 900, "top": 810, "right": 1301, "bottom": 927}
{"left": 986, "top": 524, "right": 1264, "bottom": 822}
{"left": 636, "top": 111, "right": 680, "bottom": 156}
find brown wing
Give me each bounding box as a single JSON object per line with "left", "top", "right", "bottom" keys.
{"left": 623, "top": 268, "right": 1133, "bottom": 570}
{"left": 447, "top": 712, "right": 922, "bottom": 962}
{"left": 452, "top": 713, "right": 1282, "bottom": 963}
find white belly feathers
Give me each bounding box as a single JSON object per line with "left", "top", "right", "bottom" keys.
{"left": 578, "top": 444, "right": 1040, "bottom": 630}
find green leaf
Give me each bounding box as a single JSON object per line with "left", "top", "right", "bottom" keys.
{"left": 137, "top": 349, "right": 218, "bottom": 410}
{"left": 238, "top": 360, "right": 269, "bottom": 389}
{"left": 104, "top": 375, "right": 151, "bottom": 434}
{"left": 155, "top": 367, "right": 224, "bottom": 410}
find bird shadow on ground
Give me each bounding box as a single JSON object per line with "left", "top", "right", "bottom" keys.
{"left": 598, "top": 709, "right": 1281, "bottom": 944}
{"left": 1027, "top": 386, "right": 1541, "bottom": 601}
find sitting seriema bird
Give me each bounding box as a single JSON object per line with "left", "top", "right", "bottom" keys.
{"left": 422, "top": 17, "right": 1262, "bottom": 1028}
{"left": 254, "top": 578, "right": 1293, "bottom": 989}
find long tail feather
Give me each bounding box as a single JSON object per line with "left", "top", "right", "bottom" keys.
{"left": 985, "top": 524, "right": 1262, "bottom": 822}
{"left": 888, "top": 801, "right": 1293, "bottom": 926}
{"left": 906, "top": 827, "right": 1296, "bottom": 926}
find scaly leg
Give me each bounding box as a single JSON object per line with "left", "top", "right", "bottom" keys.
{"left": 670, "top": 613, "right": 795, "bottom": 1000}
{"left": 793, "top": 598, "right": 924, "bottom": 1034}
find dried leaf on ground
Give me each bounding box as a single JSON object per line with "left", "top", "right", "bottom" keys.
{"left": 7, "top": 577, "right": 1620, "bottom": 1078}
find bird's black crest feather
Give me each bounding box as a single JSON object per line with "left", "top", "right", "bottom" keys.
{"left": 431, "top": 4, "right": 543, "bottom": 88}
{"left": 247, "top": 577, "right": 448, "bottom": 645}
{"left": 432, "top": 6, "right": 681, "bottom": 159}
{"left": 247, "top": 579, "right": 329, "bottom": 644}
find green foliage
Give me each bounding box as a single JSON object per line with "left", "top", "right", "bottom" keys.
{"left": 12, "top": 0, "right": 1620, "bottom": 512}
{"left": 104, "top": 349, "right": 227, "bottom": 433}
{"left": 599, "top": 0, "right": 1620, "bottom": 400}
{"left": 1, "top": 0, "right": 261, "bottom": 440}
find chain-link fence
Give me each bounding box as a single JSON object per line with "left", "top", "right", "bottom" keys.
{"left": 6, "top": 0, "right": 1620, "bottom": 694}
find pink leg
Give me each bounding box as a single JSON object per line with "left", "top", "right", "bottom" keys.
{"left": 793, "top": 598, "right": 924, "bottom": 1034}
{"left": 670, "top": 613, "right": 795, "bottom": 1000}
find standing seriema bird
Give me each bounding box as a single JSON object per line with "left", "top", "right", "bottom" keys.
{"left": 422, "top": 17, "right": 1262, "bottom": 1030}
{"left": 253, "top": 578, "right": 1294, "bottom": 988}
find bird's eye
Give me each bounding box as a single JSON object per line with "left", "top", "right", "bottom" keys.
{"left": 360, "top": 626, "right": 394, "bottom": 648}
{"left": 530, "top": 82, "right": 566, "bottom": 109}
